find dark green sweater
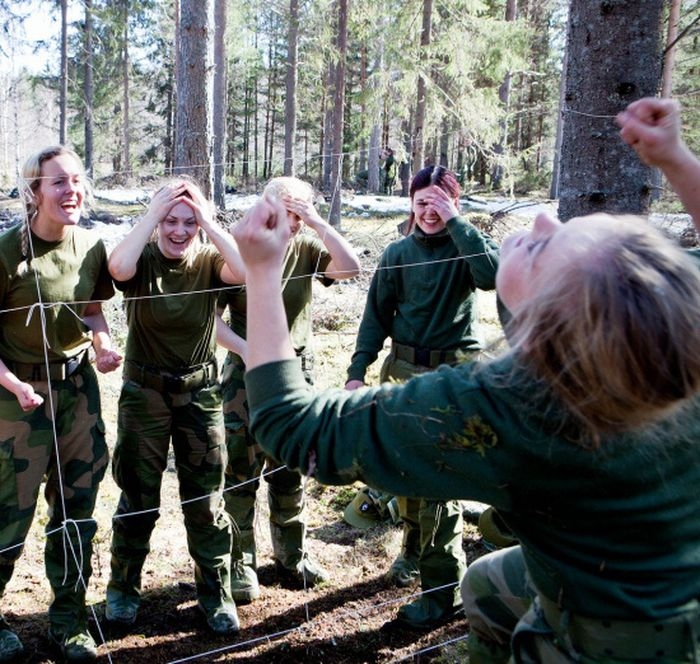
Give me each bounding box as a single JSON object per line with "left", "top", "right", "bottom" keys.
{"left": 248, "top": 355, "right": 700, "bottom": 622}
{"left": 346, "top": 215, "right": 499, "bottom": 382}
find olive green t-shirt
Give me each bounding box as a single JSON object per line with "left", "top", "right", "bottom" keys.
{"left": 115, "top": 242, "right": 225, "bottom": 369}
{"left": 220, "top": 233, "right": 332, "bottom": 355}
{"left": 0, "top": 224, "right": 114, "bottom": 363}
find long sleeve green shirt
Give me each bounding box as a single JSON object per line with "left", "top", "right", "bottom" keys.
{"left": 247, "top": 353, "right": 700, "bottom": 623}
{"left": 346, "top": 215, "right": 499, "bottom": 382}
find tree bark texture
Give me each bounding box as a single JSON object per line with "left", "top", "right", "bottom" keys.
{"left": 83, "top": 0, "right": 94, "bottom": 177}
{"left": 212, "top": 0, "right": 228, "bottom": 208}
{"left": 329, "top": 0, "right": 347, "bottom": 227}
{"left": 412, "top": 0, "right": 432, "bottom": 174}
{"left": 558, "top": 0, "right": 664, "bottom": 221}
{"left": 175, "top": 0, "right": 213, "bottom": 196}
{"left": 283, "top": 0, "right": 299, "bottom": 176}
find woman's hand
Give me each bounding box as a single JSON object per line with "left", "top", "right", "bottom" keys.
{"left": 94, "top": 348, "right": 123, "bottom": 374}
{"left": 144, "top": 182, "right": 187, "bottom": 228}
{"left": 344, "top": 379, "right": 365, "bottom": 391}
{"left": 14, "top": 382, "right": 44, "bottom": 411}
{"left": 616, "top": 98, "right": 683, "bottom": 168}
{"left": 427, "top": 185, "right": 460, "bottom": 222}
{"left": 283, "top": 195, "right": 326, "bottom": 232}
{"left": 180, "top": 180, "right": 218, "bottom": 234}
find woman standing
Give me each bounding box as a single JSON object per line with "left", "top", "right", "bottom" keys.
{"left": 219, "top": 176, "right": 359, "bottom": 602}
{"left": 105, "top": 179, "right": 245, "bottom": 634}
{"left": 0, "top": 146, "right": 121, "bottom": 662}
{"left": 345, "top": 165, "right": 499, "bottom": 630}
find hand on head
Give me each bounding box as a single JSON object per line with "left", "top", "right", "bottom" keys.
{"left": 146, "top": 182, "right": 188, "bottom": 225}
{"left": 426, "top": 185, "right": 460, "bottom": 222}
{"left": 233, "top": 196, "right": 290, "bottom": 270}
{"left": 282, "top": 195, "right": 324, "bottom": 231}
{"left": 616, "top": 97, "right": 683, "bottom": 168}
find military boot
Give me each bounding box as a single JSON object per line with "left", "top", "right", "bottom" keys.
{"left": 105, "top": 554, "right": 145, "bottom": 624}
{"left": 226, "top": 491, "right": 261, "bottom": 602}
{"left": 0, "top": 570, "right": 24, "bottom": 663}
{"left": 45, "top": 526, "right": 98, "bottom": 660}
{"left": 269, "top": 472, "right": 328, "bottom": 588}
{"left": 0, "top": 615, "right": 23, "bottom": 663}
{"left": 395, "top": 499, "right": 465, "bottom": 630}
{"left": 230, "top": 526, "right": 260, "bottom": 603}
{"left": 47, "top": 584, "right": 97, "bottom": 661}
{"left": 387, "top": 497, "right": 421, "bottom": 587}
{"left": 194, "top": 561, "right": 240, "bottom": 635}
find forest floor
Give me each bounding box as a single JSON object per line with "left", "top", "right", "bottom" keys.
{"left": 0, "top": 188, "right": 695, "bottom": 664}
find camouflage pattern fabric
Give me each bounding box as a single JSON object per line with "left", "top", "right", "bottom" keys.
{"left": 0, "top": 363, "right": 107, "bottom": 637}
{"left": 462, "top": 545, "right": 700, "bottom": 663}
{"left": 222, "top": 354, "right": 311, "bottom": 570}
{"left": 109, "top": 378, "right": 232, "bottom": 613}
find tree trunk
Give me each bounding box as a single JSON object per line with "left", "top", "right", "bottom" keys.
{"left": 83, "top": 0, "right": 94, "bottom": 177}
{"left": 412, "top": 0, "right": 432, "bottom": 172}
{"left": 283, "top": 0, "right": 299, "bottom": 176}
{"left": 491, "top": 0, "right": 516, "bottom": 190}
{"left": 329, "top": 0, "right": 348, "bottom": 228}
{"left": 175, "top": 0, "right": 214, "bottom": 195}
{"left": 322, "top": 58, "right": 334, "bottom": 192}
{"left": 59, "top": 0, "right": 68, "bottom": 144}
{"left": 549, "top": 41, "right": 568, "bottom": 200}
{"left": 122, "top": 0, "right": 131, "bottom": 183}
{"left": 661, "top": 0, "right": 681, "bottom": 98}
{"left": 212, "top": 0, "right": 228, "bottom": 208}
{"left": 558, "top": 0, "right": 664, "bottom": 221}
{"left": 400, "top": 114, "right": 412, "bottom": 196}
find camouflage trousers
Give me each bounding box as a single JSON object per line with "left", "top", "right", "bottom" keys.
{"left": 109, "top": 378, "right": 233, "bottom": 614}
{"left": 381, "top": 352, "right": 467, "bottom": 612}
{"left": 462, "top": 545, "right": 700, "bottom": 663}
{"left": 221, "top": 353, "right": 312, "bottom": 570}
{"left": 0, "top": 363, "right": 107, "bottom": 636}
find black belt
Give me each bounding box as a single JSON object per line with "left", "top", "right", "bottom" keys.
{"left": 8, "top": 350, "right": 89, "bottom": 382}
{"left": 124, "top": 360, "right": 218, "bottom": 394}
{"left": 391, "top": 342, "right": 459, "bottom": 369}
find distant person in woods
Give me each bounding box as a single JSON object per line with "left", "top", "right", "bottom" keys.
{"left": 0, "top": 146, "right": 121, "bottom": 662}
{"left": 233, "top": 99, "right": 700, "bottom": 662}
{"left": 381, "top": 147, "right": 398, "bottom": 195}
{"left": 105, "top": 178, "right": 245, "bottom": 635}
{"left": 217, "top": 176, "right": 360, "bottom": 603}
{"left": 344, "top": 165, "right": 500, "bottom": 630}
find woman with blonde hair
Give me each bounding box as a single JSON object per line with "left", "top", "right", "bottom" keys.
{"left": 229, "top": 95, "right": 700, "bottom": 660}
{"left": 218, "top": 176, "right": 360, "bottom": 602}
{"left": 0, "top": 146, "right": 121, "bottom": 661}
{"left": 105, "top": 178, "right": 245, "bottom": 634}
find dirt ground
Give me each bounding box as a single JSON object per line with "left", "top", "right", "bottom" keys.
{"left": 1, "top": 193, "right": 696, "bottom": 663}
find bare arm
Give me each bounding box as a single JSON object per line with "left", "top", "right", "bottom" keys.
{"left": 216, "top": 314, "right": 248, "bottom": 362}
{"left": 83, "top": 301, "right": 123, "bottom": 374}
{"left": 182, "top": 182, "right": 246, "bottom": 284}
{"left": 617, "top": 98, "right": 700, "bottom": 230}
{"left": 232, "top": 198, "right": 295, "bottom": 370}
{"left": 108, "top": 183, "right": 185, "bottom": 282}
{"left": 284, "top": 196, "right": 360, "bottom": 280}
{"left": 0, "top": 359, "right": 44, "bottom": 411}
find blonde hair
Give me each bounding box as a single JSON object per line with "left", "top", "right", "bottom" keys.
{"left": 504, "top": 215, "right": 700, "bottom": 445}
{"left": 151, "top": 175, "right": 208, "bottom": 268}
{"left": 19, "top": 145, "right": 90, "bottom": 265}
{"left": 262, "top": 176, "right": 314, "bottom": 204}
